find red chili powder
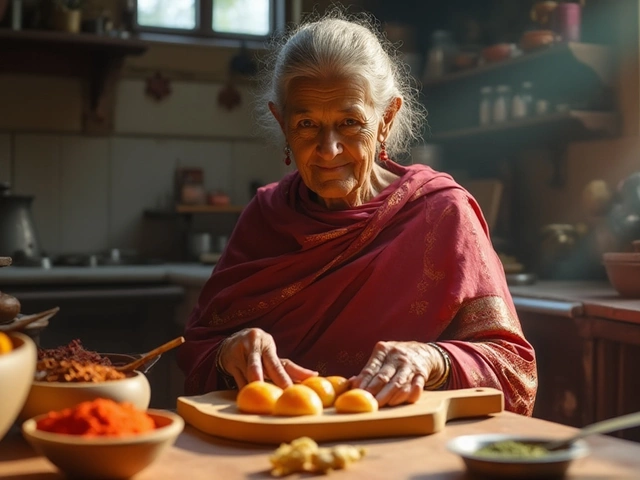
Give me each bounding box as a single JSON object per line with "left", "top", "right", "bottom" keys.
{"left": 36, "top": 398, "right": 156, "bottom": 437}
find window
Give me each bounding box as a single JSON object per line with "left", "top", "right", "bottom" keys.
{"left": 135, "top": 0, "right": 284, "bottom": 40}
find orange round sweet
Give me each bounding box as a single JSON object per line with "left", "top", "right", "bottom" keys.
{"left": 334, "top": 388, "right": 379, "bottom": 414}
{"left": 302, "top": 377, "right": 336, "bottom": 408}
{"left": 273, "top": 384, "right": 323, "bottom": 416}
{"left": 236, "top": 381, "right": 284, "bottom": 415}
{"left": 326, "top": 375, "right": 350, "bottom": 396}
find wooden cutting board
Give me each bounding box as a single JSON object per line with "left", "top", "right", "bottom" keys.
{"left": 177, "top": 387, "right": 504, "bottom": 445}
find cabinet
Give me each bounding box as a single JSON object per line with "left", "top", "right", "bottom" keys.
{"left": 513, "top": 287, "right": 640, "bottom": 443}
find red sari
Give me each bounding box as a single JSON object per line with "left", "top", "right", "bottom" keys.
{"left": 177, "top": 162, "right": 537, "bottom": 415}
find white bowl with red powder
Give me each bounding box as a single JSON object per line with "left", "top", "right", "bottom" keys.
{"left": 22, "top": 403, "right": 184, "bottom": 480}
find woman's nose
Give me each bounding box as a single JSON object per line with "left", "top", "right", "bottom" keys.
{"left": 316, "top": 129, "right": 343, "bottom": 159}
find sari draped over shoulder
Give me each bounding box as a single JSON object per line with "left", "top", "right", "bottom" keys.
{"left": 177, "top": 162, "right": 537, "bottom": 415}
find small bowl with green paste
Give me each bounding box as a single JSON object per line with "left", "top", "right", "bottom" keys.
{"left": 447, "top": 434, "right": 589, "bottom": 479}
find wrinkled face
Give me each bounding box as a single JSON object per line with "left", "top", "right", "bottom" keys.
{"left": 274, "top": 76, "right": 382, "bottom": 203}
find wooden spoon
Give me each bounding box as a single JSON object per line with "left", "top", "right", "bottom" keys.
{"left": 115, "top": 336, "right": 185, "bottom": 373}
{"left": 0, "top": 307, "right": 60, "bottom": 333}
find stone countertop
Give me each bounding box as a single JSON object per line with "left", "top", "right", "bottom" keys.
{"left": 0, "top": 263, "right": 214, "bottom": 287}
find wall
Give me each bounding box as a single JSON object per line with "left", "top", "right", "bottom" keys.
{"left": 0, "top": 41, "right": 287, "bottom": 256}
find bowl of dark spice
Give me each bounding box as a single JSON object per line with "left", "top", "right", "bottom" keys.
{"left": 447, "top": 434, "right": 589, "bottom": 479}
{"left": 19, "top": 339, "right": 151, "bottom": 421}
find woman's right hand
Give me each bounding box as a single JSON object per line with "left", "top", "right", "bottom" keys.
{"left": 217, "top": 328, "right": 317, "bottom": 389}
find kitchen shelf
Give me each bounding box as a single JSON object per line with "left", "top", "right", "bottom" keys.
{"left": 429, "top": 110, "right": 619, "bottom": 147}
{"left": 423, "top": 42, "right": 614, "bottom": 89}
{"left": 0, "top": 29, "right": 148, "bottom": 133}
{"left": 144, "top": 204, "right": 245, "bottom": 218}
{"left": 175, "top": 204, "right": 245, "bottom": 214}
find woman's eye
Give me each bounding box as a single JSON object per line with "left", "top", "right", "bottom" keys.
{"left": 298, "top": 119, "right": 314, "bottom": 128}
{"left": 343, "top": 118, "right": 359, "bottom": 126}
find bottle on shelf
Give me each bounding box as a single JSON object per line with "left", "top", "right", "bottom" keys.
{"left": 512, "top": 81, "right": 534, "bottom": 119}
{"left": 492, "top": 85, "right": 512, "bottom": 123}
{"left": 479, "top": 86, "right": 494, "bottom": 126}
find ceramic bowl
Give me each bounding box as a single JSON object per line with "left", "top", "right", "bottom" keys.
{"left": 447, "top": 434, "right": 589, "bottom": 479}
{"left": 603, "top": 258, "right": 640, "bottom": 298}
{"left": 0, "top": 332, "right": 36, "bottom": 440}
{"left": 20, "top": 369, "right": 151, "bottom": 421}
{"left": 22, "top": 409, "right": 184, "bottom": 480}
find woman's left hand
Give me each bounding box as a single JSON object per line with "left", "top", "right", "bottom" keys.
{"left": 350, "top": 341, "right": 444, "bottom": 407}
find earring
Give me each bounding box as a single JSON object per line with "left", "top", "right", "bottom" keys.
{"left": 378, "top": 141, "right": 389, "bottom": 163}
{"left": 284, "top": 144, "right": 292, "bottom": 166}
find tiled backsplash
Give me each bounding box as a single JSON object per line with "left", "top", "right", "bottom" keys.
{"left": 0, "top": 78, "right": 286, "bottom": 256}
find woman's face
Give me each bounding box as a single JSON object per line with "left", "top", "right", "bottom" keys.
{"left": 270, "top": 76, "right": 391, "bottom": 207}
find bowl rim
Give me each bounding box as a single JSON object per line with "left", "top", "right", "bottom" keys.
{"left": 32, "top": 369, "right": 148, "bottom": 387}
{"left": 22, "top": 409, "right": 184, "bottom": 445}
{"left": 446, "top": 434, "right": 590, "bottom": 465}
{"left": 5, "top": 331, "right": 33, "bottom": 350}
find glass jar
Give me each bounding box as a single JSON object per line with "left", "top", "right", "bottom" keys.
{"left": 479, "top": 86, "right": 493, "bottom": 126}
{"left": 424, "top": 30, "right": 457, "bottom": 79}
{"left": 512, "top": 81, "right": 534, "bottom": 119}
{"left": 493, "top": 85, "right": 512, "bottom": 123}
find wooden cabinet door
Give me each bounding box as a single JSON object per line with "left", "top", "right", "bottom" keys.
{"left": 518, "top": 311, "right": 594, "bottom": 428}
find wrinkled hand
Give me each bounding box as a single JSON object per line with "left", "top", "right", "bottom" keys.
{"left": 350, "top": 341, "right": 443, "bottom": 407}
{"left": 218, "top": 328, "right": 317, "bottom": 389}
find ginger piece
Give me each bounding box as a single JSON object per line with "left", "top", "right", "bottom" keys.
{"left": 269, "top": 437, "right": 366, "bottom": 476}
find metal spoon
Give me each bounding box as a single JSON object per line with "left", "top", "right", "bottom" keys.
{"left": 544, "top": 411, "right": 640, "bottom": 451}
{"left": 114, "top": 336, "right": 185, "bottom": 373}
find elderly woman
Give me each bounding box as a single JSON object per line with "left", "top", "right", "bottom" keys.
{"left": 177, "top": 12, "right": 537, "bottom": 415}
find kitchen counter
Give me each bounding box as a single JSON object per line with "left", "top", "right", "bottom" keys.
{"left": 3, "top": 411, "right": 640, "bottom": 479}
{"left": 510, "top": 280, "right": 640, "bottom": 324}
{"left": 0, "top": 263, "right": 214, "bottom": 287}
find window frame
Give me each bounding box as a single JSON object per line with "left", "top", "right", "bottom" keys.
{"left": 133, "top": 0, "right": 285, "bottom": 42}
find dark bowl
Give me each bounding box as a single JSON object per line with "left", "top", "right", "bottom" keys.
{"left": 447, "top": 434, "right": 589, "bottom": 479}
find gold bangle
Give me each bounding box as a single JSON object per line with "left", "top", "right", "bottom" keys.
{"left": 425, "top": 342, "right": 451, "bottom": 390}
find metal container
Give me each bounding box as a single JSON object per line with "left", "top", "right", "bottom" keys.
{"left": 0, "top": 183, "right": 42, "bottom": 263}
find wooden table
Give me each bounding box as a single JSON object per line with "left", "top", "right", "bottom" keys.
{"left": 2, "top": 412, "right": 640, "bottom": 479}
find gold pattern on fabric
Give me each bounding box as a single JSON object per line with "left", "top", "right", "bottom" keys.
{"left": 409, "top": 301, "right": 429, "bottom": 315}
{"left": 461, "top": 199, "right": 491, "bottom": 281}
{"left": 451, "top": 296, "right": 537, "bottom": 415}
{"left": 455, "top": 296, "right": 522, "bottom": 337}
{"left": 412, "top": 203, "right": 452, "bottom": 306}
{"left": 281, "top": 282, "right": 304, "bottom": 299}
{"left": 209, "top": 180, "right": 413, "bottom": 327}
{"left": 304, "top": 228, "right": 349, "bottom": 246}
{"left": 336, "top": 350, "right": 367, "bottom": 367}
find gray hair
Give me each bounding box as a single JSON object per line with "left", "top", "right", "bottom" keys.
{"left": 254, "top": 10, "right": 427, "bottom": 160}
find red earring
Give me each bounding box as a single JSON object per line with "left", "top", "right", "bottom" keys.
{"left": 378, "top": 141, "right": 389, "bottom": 163}
{"left": 284, "top": 145, "right": 292, "bottom": 166}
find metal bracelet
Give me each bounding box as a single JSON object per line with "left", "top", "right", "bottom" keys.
{"left": 425, "top": 342, "right": 452, "bottom": 390}
{"left": 215, "top": 338, "right": 230, "bottom": 375}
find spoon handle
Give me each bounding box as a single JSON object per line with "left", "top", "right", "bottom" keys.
{"left": 547, "top": 411, "right": 640, "bottom": 450}
{"left": 115, "top": 336, "right": 185, "bottom": 373}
